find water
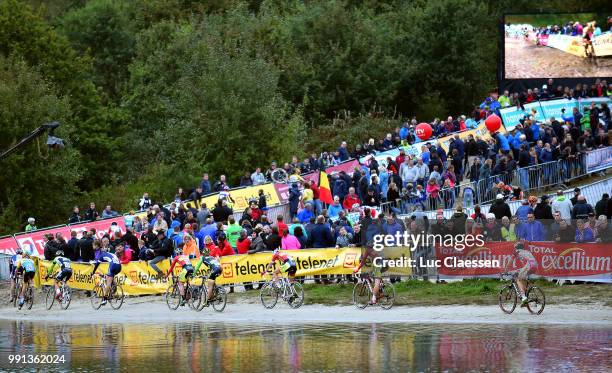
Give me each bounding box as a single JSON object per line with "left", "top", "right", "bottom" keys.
{"left": 1, "top": 321, "right": 610, "bottom": 372}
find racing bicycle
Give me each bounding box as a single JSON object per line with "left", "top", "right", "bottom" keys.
{"left": 499, "top": 272, "right": 545, "bottom": 315}
{"left": 91, "top": 274, "right": 125, "bottom": 310}
{"left": 352, "top": 273, "right": 395, "bottom": 310}
{"left": 165, "top": 274, "right": 196, "bottom": 310}
{"left": 11, "top": 273, "right": 22, "bottom": 308}
{"left": 45, "top": 279, "right": 72, "bottom": 310}
{"left": 260, "top": 270, "right": 304, "bottom": 309}
{"left": 15, "top": 274, "right": 34, "bottom": 310}
{"left": 190, "top": 275, "right": 228, "bottom": 312}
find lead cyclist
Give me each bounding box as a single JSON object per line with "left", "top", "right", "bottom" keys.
{"left": 353, "top": 244, "right": 382, "bottom": 305}
{"left": 508, "top": 242, "right": 537, "bottom": 307}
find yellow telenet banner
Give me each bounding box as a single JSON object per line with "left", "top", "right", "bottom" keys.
{"left": 184, "top": 183, "right": 280, "bottom": 212}
{"left": 36, "top": 247, "right": 411, "bottom": 295}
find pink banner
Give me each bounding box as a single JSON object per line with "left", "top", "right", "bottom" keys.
{"left": 325, "top": 159, "right": 360, "bottom": 176}
{"left": 13, "top": 217, "right": 127, "bottom": 257}
{"left": 0, "top": 236, "right": 19, "bottom": 255}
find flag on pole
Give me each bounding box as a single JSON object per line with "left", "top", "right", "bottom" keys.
{"left": 318, "top": 171, "right": 334, "bottom": 204}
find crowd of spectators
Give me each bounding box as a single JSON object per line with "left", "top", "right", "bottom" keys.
{"left": 20, "top": 80, "right": 612, "bottom": 249}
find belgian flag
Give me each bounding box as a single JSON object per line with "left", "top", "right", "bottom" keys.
{"left": 318, "top": 171, "right": 334, "bottom": 204}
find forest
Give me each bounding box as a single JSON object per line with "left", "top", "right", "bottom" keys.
{"left": 0, "top": 0, "right": 606, "bottom": 233}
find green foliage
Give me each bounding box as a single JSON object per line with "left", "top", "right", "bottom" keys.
{"left": 0, "top": 56, "right": 81, "bottom": 234}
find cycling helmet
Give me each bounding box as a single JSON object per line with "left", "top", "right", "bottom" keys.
{"left": 273, "top": 248, "right": 281, "bottom": 255}
{"left": 56, "top": 250, "right": 64, "bottom": 257}
{"left": 16, "top": 248, "right": 23, "bottom": 255}
{"left": 23, "top": 252, "right": 31, "bottom": 258}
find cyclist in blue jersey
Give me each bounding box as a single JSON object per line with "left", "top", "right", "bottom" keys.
{"left": 91, "top": 250, "right": 122, "bottom": 305}
{"left": 193, "top": 249, "right": 222, "bottom": 304}
{"left": 16, "top": 252, "right": 36, "bottom": 309}
{"left": 9, "top": 248, "right": 23, "bottom": 303}
{"left": 44, "top": 250, "right": 73, "bottom": 300}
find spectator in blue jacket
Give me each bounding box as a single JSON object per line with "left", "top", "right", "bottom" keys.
{"left": 338, "top": 141, "right": 349, "bottom": 162}
{"left": 297, "top": 204, "right": 315, "bottom": 224}
{"left": 575, "top": 219, "right": 595, "bottom": 242}
{"left": 495, "top": 132, "right": 510, "bottom": 153}
{"left": 517, "top": 213, "right": 545, "bottom": 241}
{"left": 515, "top": 200, "right": 534, "bottom": 222}
{"left": 200, "top": 173, "right": 211, "bottom": 195}
{"left": 382, "top": 215, "right": 404, "bottom": 245}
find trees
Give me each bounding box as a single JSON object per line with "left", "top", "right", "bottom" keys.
{"left": 0, "top": 56, "right": 81, "bottom": 233}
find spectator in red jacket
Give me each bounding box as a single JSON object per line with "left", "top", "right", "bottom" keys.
{"left": 236, "top": 230, "right": 251, "bottom": 254}
{"left": 275, "top": 215, "right": 288, "bottom": 236}
{"left": 343, "top": 187, "right": 361, "bottom": 210}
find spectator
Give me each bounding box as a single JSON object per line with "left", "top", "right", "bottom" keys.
{"left": 148, "top": 230, "right": 173, "bottom": 275}
{"left": 115, "top": 243, "right": 132, "bottom": 264}
{"left": 43, "top": 234, "right": 57, "bottom": 260}
{"left": 188, "top": 187, "right": 203, "bottom": 204}
{"left": 139, "top": 193, "right": 152, "bottom": 210}
{"left": 275, "top": 215, "right": 288, "bottom": 236}
{"left": 534, "top": 195, "right": 554, "bottom": 223}
{"left": 552, "top": 190, "right": 573, "bottom": 220}
{"left": 297, "top": 204, "right": 315, "bottom": 224}
{"left": 483, "top": 213, "right": 502, "bottom": 241}
{"left": 310, "top": 215, "right": 334, "bottom": 248}
{"left": 517, "top": 213, "right": 545, "bottom": 241}
{"left": 595, "top": 193, "right": 609, "bottom": 217}
{"left": 515, "top": 199, "right": 534, "bottom": 222}
{"left": 236, "top": 230, "right": 251, "bottom": 254}
{"left": 78, "top": 231, "right": 95, "bottom": 262}
{"left": 335, "top": 226, "right": 354, "bottom": 248}
{"left": 211, "top": 199, "right": 233, "bottom": 224}
{"left": 68, "top": 207, "right": 81, "bottom": 224}
{"left": 575, "top": 219, "right": 595, "bottom": 243}
{"left": 213, "top": 175, "right": 228, "bottom": 192}
{"left": 248, "top": 226, "right": 266, "bottom": 254}
{"left": 226, "top": 217, "right": 241, "bottom": 250}
{"left": 265, "top": 226, "right": 282, "bottom": 250}
{"left": 200, "top": 173, "right": 211, "bottom": 195}
{"left": 328, "top": 196, "right": 343, "bottom": 219}
{"left": 183, "top": 234, "right": 200, "bottom": 259}
{"left": 196, "top": 204, "right": 210, "bottom": 226}
{"left": 595, "top": 216, "right": 611, "bottom": 243}
{"left": 343, "top": 187, "right": 361, "bottom": 210}
{"left": 500, "top": 216, "right": 517, "bottom": 241}
{"left": 85, "top": 202, "right": 99, "bottom": 221}
{"left": 214, "top": 232, "right": 235, "bottom": 256}
{"left": 572, "top": 195, "right": 594, "bottom": 220}
{"left": 281, "top": 229, "right": 301, "bottom": 250}
{"left": 101, "top": 205, "right": 118, "bottom": 219}
{"left": 570, "top": 187, "right": 581, "bottom": 206}
{"left": 555, "top": 220, "right": 575, "bottom": 242}
{"left": 122, "top": 228, "right": 139, "bottom": 257}
{"left": 338, "top": 141, "right": 349, "bottom": 161}
{"left": 25, "top": 217, "right": 37, "bottom": 232}
{"left": 490, "top": 194, "right": 512, "bottom": 220}
{"left": 288, "top": 183, "right": 301, "bottom": 219}
{"left": 66, "top": 231, "right": 79, "bottom": 261}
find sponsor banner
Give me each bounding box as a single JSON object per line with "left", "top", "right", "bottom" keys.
{"left": 274, "top": 172, "right": 319, "bottom": 203}
{"left": 546, "top": 34, "right": 584, "bottom": 57}
{"left": 14, "top": 226, "right": 71, "bottom": 257}
{"left": 577, "top": 97, "right": 612, "bottom": 112}
{"left": 359, "top": 141, "right": 437, "bottom": 167}
{"left": 435, "top": 242, "right": 612, "bottom": 282}
{"left": 438, "top": 121, "right": 498, "bottom": 153}
{"left": 37, "top": 248, "right": 366, "bottom": 293}
{"left": 0, "top": 235, "right": 19, "bottom": 255}
{"left": 13, "top": 218, "right": 127, "bottom": 257}
{"left": 586, "top": 146, "right": 612, "bottom": 173}
{"left": 538, "top": 99, "right": 578, "bottom": 121}
{"left": 593, "top": 32, "right": 612, "bottom": 57}
{"left": 325, "top": 159, "right": 361, "bottom": 176}
{"left": 185, "top": 183, "right": 281, "bottom": 212}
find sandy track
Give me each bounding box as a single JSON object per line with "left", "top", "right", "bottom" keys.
{"left": 1, "top": 297, "right": 610, "bottom": 325}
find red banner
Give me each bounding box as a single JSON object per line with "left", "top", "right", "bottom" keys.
{"left": 12, "top": 217, "right": 127, "bottom": 257}
{"left": 435, "top": 242, "right": 612, "bottom": 282}
{"left": 0, "top": 236, "right": 19, "bottom": 255}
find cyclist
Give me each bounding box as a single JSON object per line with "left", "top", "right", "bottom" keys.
{"left": 193, "top": 249, "right": 223, "bottom": 304}
{"left": 44, "top": 250, "right": 73, "bottom": 300}
{"left": 9, "top": 248, "right": 23, "bottom": 303}
{"left": 509, "top": 242, "right": 537, "bottom": 307}
{"left": 91, "top": 249, "right": 122, "bottom": 306}
{"left": 353, "top": 244, "right": 382, "bottom": 305}
{"left": 583, "top": 22, "right": 596, "bottom": 58}
{"left": 16, "top": 251, "right": 36, "bottom": 309}
{"left": 265, "top": 248, "right": 297, "bottom": 283}
{"left": 165, "top": 245, "right": 194, "bottom": 306}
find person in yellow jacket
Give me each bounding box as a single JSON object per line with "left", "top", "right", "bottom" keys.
{"left": 500, "top": 216, "right": 517, "bottom": 241}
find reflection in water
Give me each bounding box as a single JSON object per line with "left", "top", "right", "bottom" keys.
{"left": 1, "top": 321, "right": 611, "bottom": 372}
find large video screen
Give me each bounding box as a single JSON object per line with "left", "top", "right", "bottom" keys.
{"left": 503, "top": 13, "right": 611, "bottom": 79}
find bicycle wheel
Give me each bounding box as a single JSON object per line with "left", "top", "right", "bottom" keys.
{"left": 91, "top": 285, "right": 104, "bottom": 310}
{"left": 498, "top": 285, "right": 517, "bottom": 314}
{"left": 109, "top": 285, "right": 124, "bottom": 310}
{"left": 13, "top": 280, "right": 21, "bottom": 308}
{"left": 195, "top": 286, "right": 208, "bottom": 312}
{"left": 45, "top": 287, "right": 56, "bottom": 310}
{"left": 25, "top": 287, "right": 34, "bottom": 310}
{"left": 60, "top": 285, "right": 72, "bottom": 310}
{"left": 212, "top": 287, "right": 228, "bottom": 313}
{"left": 526, "top": 286, "right": 546, "bottom": 315}
{"left": 379, "top": 281, "right": 396, "bottom": 310}
{"left": 188, "top": 286, "right": 202, "bottom": 310}
{"left": 260, "top": 283, "right": 279, "bottom": 309}
{"left": 352, "top": 282, "right": 371, "bottom": 309}
{"left": 166, "top": 284, "right": 181, "bottom": 310}
{"left": 287, "top": 282, "right": 304, "bottom": 309}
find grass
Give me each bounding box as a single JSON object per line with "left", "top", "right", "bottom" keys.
{"left": 236, "top": 278, "right": 612, "bottom": 307}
